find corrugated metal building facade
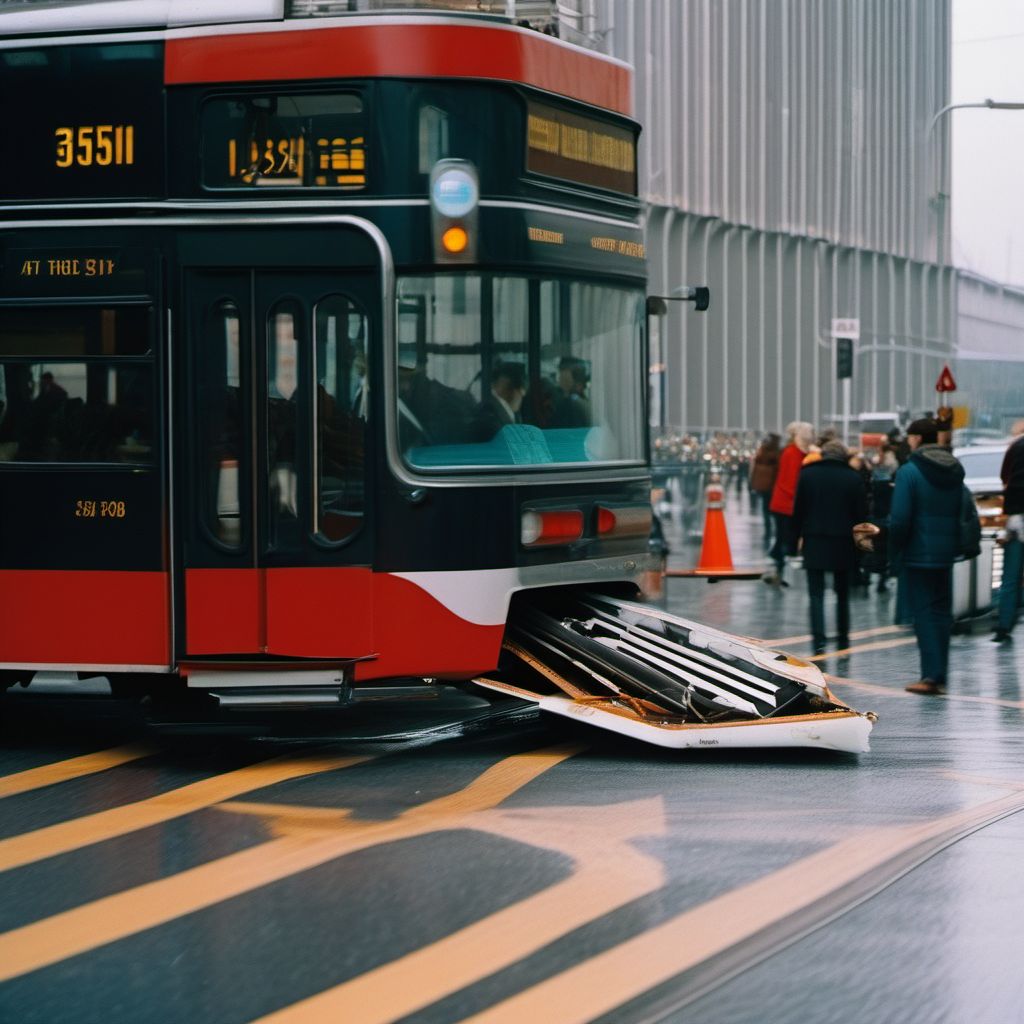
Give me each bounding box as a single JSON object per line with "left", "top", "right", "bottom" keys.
{"left": 595, "top": 0, "right": 957, "bottom": 433}
{"left": 954, "top": 273, "right": 1024, "bottom": 431}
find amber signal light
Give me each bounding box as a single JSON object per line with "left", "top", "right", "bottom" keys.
{"left": 441, "top": 226, "right": 469, "bottom": 254}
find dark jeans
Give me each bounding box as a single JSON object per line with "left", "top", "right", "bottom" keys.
{"left": 904, "top": 566, "right": 953, "bottom": 685}
{"left": 753, "top": 491, "right": 773, "bottom": 546}
{"left": 894, "top": 569, "right": 911, "bottom": 625}
{"left": 806, "top": 568, "right": 850, "bottom": 649}
{"left": 769, "top": 513, "right": 793, "bottom": 576}
{"left": 997, "top": 535, "right": 1023, "bottom": 632}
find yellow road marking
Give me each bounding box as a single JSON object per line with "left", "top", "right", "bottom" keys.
{"left": 251, "top": 797, "right": 665, "bottom": 1024}
{"left": 829, "top": 675, "right": 1024, "bottom": 710}
{"left": 942, "top": 772, "right": 1024, "bottom": 790}
{"left": 808, "top": 635, "right": 917, "bottom": 661}
{"left": 0, "top": 745, "right": 581, "bottom": 982}
{"left": 760, "top": 625, "right": 908, "bottom": 647}
{"left": 0, "top": 750, "right": 371, "bottom": 874}
{"left": 460, "top": 782, "right": 1024, "bottom": 1024}
{"left": 0, "top": 744, "right": 158, "bottom": 799}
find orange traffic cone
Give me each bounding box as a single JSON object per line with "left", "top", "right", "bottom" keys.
{"left": 696, "top": 478, "right": 734, "bottom": 571}
{"left": 664, "top": 475, "right": 762, "bottom": 580}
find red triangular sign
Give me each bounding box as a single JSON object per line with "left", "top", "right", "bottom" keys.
{"left": 935, "top": 365, "right": 957, "bottom": 392}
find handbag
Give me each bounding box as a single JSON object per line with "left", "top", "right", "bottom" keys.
{"left": 957, "top": 485, "right": 981, "bottom": 561}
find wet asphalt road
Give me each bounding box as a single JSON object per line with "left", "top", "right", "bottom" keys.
{"left": 1, "top": 483, "right": 1023, "bottom": 1024}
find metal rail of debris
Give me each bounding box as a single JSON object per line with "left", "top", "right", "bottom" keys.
{"left": 474, "top": 592, "right": 875, "bottom": 753}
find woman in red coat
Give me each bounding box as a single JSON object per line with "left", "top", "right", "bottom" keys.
{"left": 764, "top": 420, "right": 814, "bottom": 586}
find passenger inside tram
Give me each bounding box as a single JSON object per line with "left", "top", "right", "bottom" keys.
{"left": 397, "top": 361, "right": 476, "bottom": 450}
{"left": 471, "top": 361, "right": 527, "bottom": 441}
{"left": 552, "top": 356, "right": 591, "bottom": 428}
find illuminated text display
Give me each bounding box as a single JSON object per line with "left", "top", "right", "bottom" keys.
{"left": 527, "top": 101, "right": 637, "bottom": 196}
{"left": 202, "top": 92, "right": 366, "bottom": 190}
{"left": 0, "top": 42, "right": 162, "bottom": 200}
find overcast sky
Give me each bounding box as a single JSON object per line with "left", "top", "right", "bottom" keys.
{"left": 952, "top": 0, "right": 1024, "bottom": 287}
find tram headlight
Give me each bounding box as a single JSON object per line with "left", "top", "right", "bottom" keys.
{"left": 430, "top": 159, "right": 478, "bottom": 264}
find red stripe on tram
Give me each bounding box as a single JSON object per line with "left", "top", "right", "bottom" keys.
{"left": 184, "top": 567, "right": 501, "bottom": 675}
{"left": 165, "top": 23, "right": 632, "bottom": 115}
{"left": 0, "top": 571, "right": 170, "bottom": 666}
{"left": 355, "top": 572, "right": 505, "bottom": 682}
{"left": 185, "top": 568, "right": 264, "bottom": 656}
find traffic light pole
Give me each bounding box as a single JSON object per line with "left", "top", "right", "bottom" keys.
{"left": 843, "top": 375, "right": 851, "bottom": 447}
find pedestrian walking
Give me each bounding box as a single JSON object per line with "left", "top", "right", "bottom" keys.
{"left": 749, "top": 432, "right": 781, "bottom": 548}
{"left": 890, "top": 418, "right": 977, "bottom": 695}
{"left": 993, "top": 421, "right": 1024, "bottom": 642}
{"left": 764, "top": 421, "right": 813, "bottom": 586}
{"left": 866, "top": 443, "right": 898, "bottom": 592}
{"left": 792, "top": 440, "right": 867, "bottom": 655}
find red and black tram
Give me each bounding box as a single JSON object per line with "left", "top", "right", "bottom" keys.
{"left": 0, "top": 1, "right": 662, "bottom": 705}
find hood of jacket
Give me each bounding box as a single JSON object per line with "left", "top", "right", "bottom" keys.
{"left": 804, "top": 453, "right": 852, "bottom": 472}
{"left": 910, "top": 444, "right": 965, "bottom": 490}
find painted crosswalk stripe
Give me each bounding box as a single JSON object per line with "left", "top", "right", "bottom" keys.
{"left": 251, "top": 795, "right": 662, "bottom": 1024}
{"left": 0, "top": 744, "right": 581, "bottom": 982}
{"left": 457, "top": 782, "right": 1024, "bottom": 1024}
{"left": 761, "top": 625, "right": 908, "bottom": 647}
{"left": 809, "top": 635, "right": 918, "bottom": 661}
{"left": 0, "top": 749, "right": 372, "bottom": 873}
{"left": 829, "top": 674, "right": 1024, "bottom": 710}
{"left": 0, "top": 744, "right": 158, "bottom": 799}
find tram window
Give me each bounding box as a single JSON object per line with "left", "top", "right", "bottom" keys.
{"left": 198, "top": 300, "right": 242, "bottom": 546}
{"left": 267, "top": 302, "right": 301, "bottom": 541}
{"left": 0, "top": 360, "right": 153, "bottom": 464}
{"left": 314, "top": 295, "right": 366, "bottom": 543}
{"left": 0, "top": 306, "right": 150, "bottom": 357}
{"left": 201, "top": 92, "right": 366, "bottom": 190}
{"left": 394, "top": 273, "right": 644, "bottom": 470}
{"left": 395, "top": 276, "right": 480, "bottom": 453}
{"left": 418, "top": 104, "right": 450, "bottom": 174}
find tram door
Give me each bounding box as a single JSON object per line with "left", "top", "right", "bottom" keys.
{"left": 180, "top": 269, "right": 375, "bottom": 659}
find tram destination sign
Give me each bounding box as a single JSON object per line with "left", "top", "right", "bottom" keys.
{"left": 527, "top": 101, "right": 638, "bottom": 196}
{"left": 2, "top": 248, "right": 151, "bottom": 297}
{"left": 0, "top": 42, "right": 164, "bottom": 201}
{"left": 200, "top": 92, "right": 367, "bottom": 190}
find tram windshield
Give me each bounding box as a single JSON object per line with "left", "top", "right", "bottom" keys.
{"left": 395, "top": 274, "right": 645, "bottom": 470}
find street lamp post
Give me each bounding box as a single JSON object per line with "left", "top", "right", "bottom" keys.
{"left": 928, "top": 99, "right": 1024, "bottom": 262}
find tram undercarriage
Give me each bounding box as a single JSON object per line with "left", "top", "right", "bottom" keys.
{"left": 0, "top": 588, "right": 876, "bottom": 754}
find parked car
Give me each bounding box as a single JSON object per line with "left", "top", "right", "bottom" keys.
{"left": 955, "top": 442, "right": 1011, "bottom": 532}
{"left": 952, "top": 427, "right": 1007, "bottom": 448}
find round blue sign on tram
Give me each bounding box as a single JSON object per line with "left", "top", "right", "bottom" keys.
{"left": 431, "top": 168, "right": 478, "bottom": 218}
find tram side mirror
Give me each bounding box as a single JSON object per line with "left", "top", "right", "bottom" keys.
{"left": 646, "top": 287, "right": 711, "bottom": 315}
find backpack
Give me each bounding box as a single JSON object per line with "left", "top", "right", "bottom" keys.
{"left": 957, "top": 485, "right": 981, "bottom": 561}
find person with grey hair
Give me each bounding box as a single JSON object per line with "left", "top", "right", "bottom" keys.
{"left": 792, "top": 439, "right": 868, "bottom": 655}
{"left": 764, "top": 420, "right": 814, "bottom": 586}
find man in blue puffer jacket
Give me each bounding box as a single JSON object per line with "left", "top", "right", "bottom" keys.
{"left": 889, "top": 418, "right": 965, "bottom": 695}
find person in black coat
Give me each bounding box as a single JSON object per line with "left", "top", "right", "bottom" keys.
{"left": 792, "top": 439, "right": 869, "bottom": 655}
{"left": 471, "top": 361, "right": 527, "bottom": 441}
